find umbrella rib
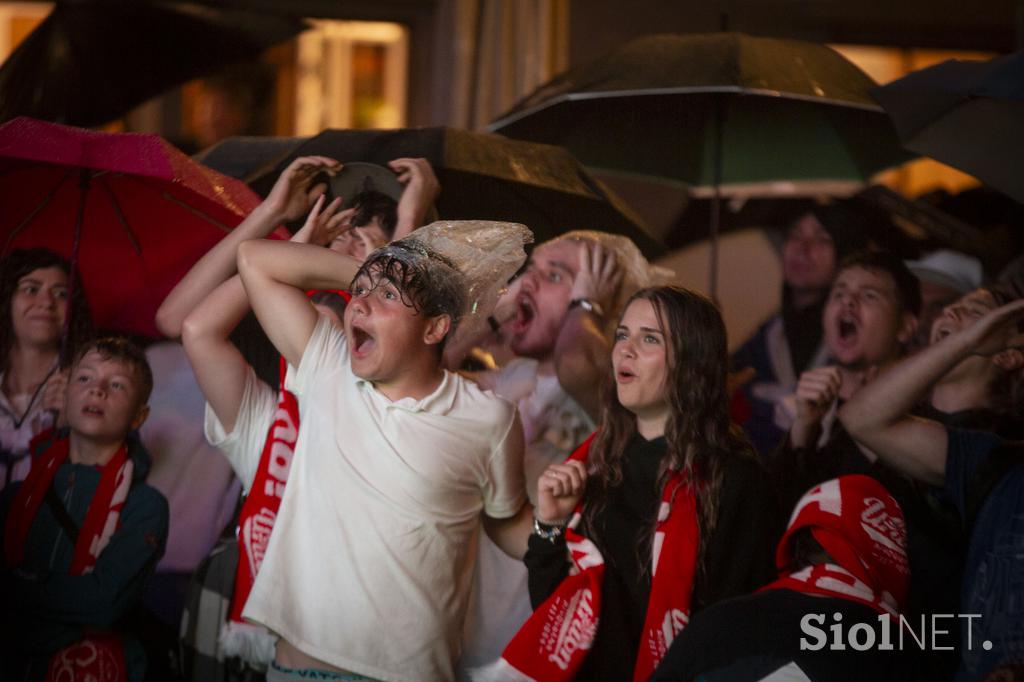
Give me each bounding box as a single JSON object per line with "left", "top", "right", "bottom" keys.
{"left": 159, "top": 192, "right": 233, "bottom": 234}
{"left": 98, "top": 176, "right": 143, "bottom": 256}
{"left": 489, "top": 86, "right": 882, "bottom": 130}
{"left": 116, "top": 174, "right": 234, "bottom": 234}
{"left": 2, "top": 168, "right": 73, "bottom": 256}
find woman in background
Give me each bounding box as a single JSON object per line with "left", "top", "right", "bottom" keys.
{"left": 0, "top": 248, "right": 92, "bottom": 489}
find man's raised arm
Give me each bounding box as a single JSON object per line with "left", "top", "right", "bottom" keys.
{"left": 156, "top": 155, "right": 340, "bottom": 338}
{"left": 839, "top": 298, "right": 1024, "bottom": 486}
{"left": 237, "top": 238, "right": 361, "bottom": 368}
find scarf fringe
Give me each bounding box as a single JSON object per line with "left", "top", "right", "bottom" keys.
{"left": 468, "top": 657, "right": 538, "bottom": 682}
{"left": 219, "top": 621, "right": 276, "bottom": 667}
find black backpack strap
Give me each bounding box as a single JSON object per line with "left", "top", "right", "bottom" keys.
{"left": 44, "top": 484, "right": 80, "bottom": 544}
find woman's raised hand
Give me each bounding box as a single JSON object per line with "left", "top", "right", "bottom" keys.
{"left": 537, "top": 459, "right": 588, "bottom": 525}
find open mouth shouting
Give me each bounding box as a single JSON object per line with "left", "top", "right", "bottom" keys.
{"left": 349, "top": 322, "right": 377, "bottom": 358}
{"left": 931, "top": 321, "right": 955, "bottom": 344}
{"left": 510, "top": 294, "right": 536, "bottom": 335}
{"left": 833, "top": 313, "right": 860, "bottom": 351}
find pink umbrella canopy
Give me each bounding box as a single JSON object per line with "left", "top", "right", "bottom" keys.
{"left": 0, "top": 117, "right": 261, "bottom": 337}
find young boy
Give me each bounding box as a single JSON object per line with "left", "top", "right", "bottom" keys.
{"left": 774, "top": 250, "right": 921, "bottom": 508}
{"left": 1, "top": 337, "right": 168, "bottom": 682}
{"left": 236, "top": 223, "right": 531, "bottom": 681}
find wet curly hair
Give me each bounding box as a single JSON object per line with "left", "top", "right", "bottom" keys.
{"left": 349, "top": 239, "right": 467, "bottom": 345}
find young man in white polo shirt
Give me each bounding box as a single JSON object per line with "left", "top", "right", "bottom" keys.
{"left": 236, "top": 223, "right": 531, "bottom": 681}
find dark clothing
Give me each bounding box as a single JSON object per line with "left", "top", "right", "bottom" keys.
{"left": 943, "top": 429, "right": 1024, "bottom": 681}
{"left": 0, "top": 433, "right": 169, "bottom": 682}
{"left": 650, "top": 589, "right": 913, "bottom": 682}
{"left": 732, "top": 289, "right": 828, "bottom": 458}
{"left": 773, "top": 407, "right": 1023, "bottom": 681}
{"left": 782, "top": 292, "right": 828, "bottom": 379}
{"left": 525, "top": 435, "right": 779, "bottom": 681}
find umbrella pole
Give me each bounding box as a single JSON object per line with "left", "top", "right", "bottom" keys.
{"left": 60, "top": 168, "right": 91, "bottom": 366}
{"left": 709, "top": 96, "right": 724, "bottom": 303}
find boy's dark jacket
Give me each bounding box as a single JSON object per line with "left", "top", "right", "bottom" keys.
{"left": 1, "top": 428, "right": 168, "bottom": 682}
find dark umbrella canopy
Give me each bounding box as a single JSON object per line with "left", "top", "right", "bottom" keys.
{"left": 192, "top": 136, "right": 306, "bottom": 182}
{"left": 240, "top": 127, "right": 663, "bottom": 257}
{"left": 491, "top": 33, "right": 908, "bottom": 186}
{"left": 0, "top": 0, "right": 306, "bottom": 127}
{"left": 871, "top": 51, "right": 1024, "bottom": 204}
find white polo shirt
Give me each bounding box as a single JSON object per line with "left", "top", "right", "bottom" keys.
{"left": 221, "top": 317, "right": 524, "bottom": 681}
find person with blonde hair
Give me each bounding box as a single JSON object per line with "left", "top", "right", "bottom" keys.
{"left": 460, "top": 231, "right": 669, "bottom": 674}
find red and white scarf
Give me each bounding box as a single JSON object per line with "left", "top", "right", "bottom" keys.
{"left": 494, "top": 434, "right": 700, "bottom": 682}
{"left": 762, "top": 475, "right": 909, "bottom": 616}
{"left": 4, "top": 430, "right": 133, "bottom": 575}
{"left": 222, "top": 290, "right": 349, "bottom": 662}
{"left": 3, "top": 430, "right": 134, "bottom": 682}
{"left": 225, "top": 358, "right": 299, "bottom": 631}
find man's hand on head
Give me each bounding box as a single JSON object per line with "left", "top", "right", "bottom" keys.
{"left": 265, "top": 156, "right": 342, "bottom": 224}
{"left": 292, "top": 196, "right": 355, "bottom": 249}
{"left": 569, "top": 240, "right": 623, "bottom": 314}
{"left": 390, "top": 157, "right": 440, "bottom": 236}
{"left": 964, "top": 298, "right": 1024, "bottom": 358}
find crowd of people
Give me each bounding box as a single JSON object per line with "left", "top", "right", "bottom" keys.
{"left": 1, "top": 154, "right": 1022, "bottom": 682}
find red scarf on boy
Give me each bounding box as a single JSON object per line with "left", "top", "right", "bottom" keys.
{"left": 3, "top": 430, "right": 133, "bottom": 682}
{"left": 495, "top": 433, "right": 700, "bottom": 682}
{"left": 4, "top": 430, "right": 133, "bottom": 574}
{"left": 761, "top": 475, "right": 909, "bottom": 616}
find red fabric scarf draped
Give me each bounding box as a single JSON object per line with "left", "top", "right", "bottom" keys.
{"left": 761, "top": 475, "right": 909, "bottom": 616}
{"left": 229, "top": 357, "right": 299, "bottom": 625}
{"left": 229, "top": 289, "right": 349, "bottom": 625}
{"left": 4, "top": 431, "right": 133, "bottom": 575}
{"left": 497, "top": 433, "right": 700, "bottom": 682}
{"left": 3, "top": 431, "right": 133, "bottom": 682}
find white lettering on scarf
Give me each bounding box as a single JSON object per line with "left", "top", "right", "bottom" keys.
{"left": 549, "top": 588, "right": 597, "bottom": 670}
{"left": 788, "top": 478, "right": 842, "bottom": 525}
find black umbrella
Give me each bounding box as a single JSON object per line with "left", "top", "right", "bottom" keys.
{"left": 192, "top": 135, "right": 305, "bottom": 181}
{"left": 871, "top": 51, "right": 1024, "bottom": 204}
{"left": 236, "top": 127, "right": 664, "bottom": 257}
{"left": 490, "top": 32, "right": 908, "bottom": 294}
{"left": 0, "top": 0, "right": 307, "bottom": 127}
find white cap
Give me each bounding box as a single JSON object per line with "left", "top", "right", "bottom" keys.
{"left": 905, "top": 249, "right": 983, "bottom": 295}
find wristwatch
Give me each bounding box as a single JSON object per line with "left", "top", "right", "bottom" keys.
{"left": 532, "top": 516, "right": 566, "bottom": 543}
{"left": 568, "top": 298, "right": 604, "bottom": 317}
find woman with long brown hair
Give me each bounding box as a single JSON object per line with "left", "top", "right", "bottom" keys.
{"left": 0, "top": 248, "right": 93, "bottom": 490}
{"left": 495, "top": 286, "right": 779, "bottom": 682}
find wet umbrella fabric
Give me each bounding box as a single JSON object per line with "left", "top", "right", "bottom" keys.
{"left": 236, "top": 127, "right": 664, "bottom": 258}
{"left": 0, "top": 117, "right": 261, "bottom": 338}
{"left": 0, "top": 1, "right": 306, "bottom": 127}
{"left": 489, "top": 33, "right": 907, "bottom": 295}
{"left": 871, "top": 51, "right": 1024, "bottom": 204}
{"left": 490, "top": 33, "right": 907, "bottom": 187}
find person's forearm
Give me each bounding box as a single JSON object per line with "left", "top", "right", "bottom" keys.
{"left": 237, "top": 239, "right": 360, "bottom": 292}
{"left": 788, "top": 417, "right": 822, "bottom": 449}
{"left": 156, "top": 202, "right": 284, "bottom": 338}
{"left": 554, "top": 309, "right": 609, "bottom": 421}
{"left": 181, "top": 276, "right": 251, "bottom": 348}
{"left": 841, "top": 331, "right": 974, "bottom": 437}
{"left": 483, "top": 503, "right": 533, "bottom": 560}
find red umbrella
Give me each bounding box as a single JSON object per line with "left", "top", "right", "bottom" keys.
{"left": 0, "top": 117, "right": 261, "bottom": 338}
